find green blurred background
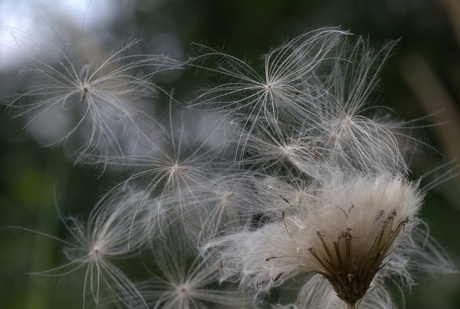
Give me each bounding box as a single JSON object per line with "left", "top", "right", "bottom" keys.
{"left": 1, "top": 0, "right": 460, "bottom": 308}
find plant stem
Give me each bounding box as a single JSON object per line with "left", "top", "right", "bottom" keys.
{"left": 347, "top": 303, "right": 358, "bottom": 309}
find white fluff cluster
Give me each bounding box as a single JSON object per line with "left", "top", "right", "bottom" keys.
{"left": 205, "top": 174, "right": 426, "bottom": 307}
{"left": 9, "top": 27, "right": 454, "bottom": 308}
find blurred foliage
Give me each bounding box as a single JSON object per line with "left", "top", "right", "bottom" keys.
{"left": 1, "top": 0, "right": 460, "bottom": 308}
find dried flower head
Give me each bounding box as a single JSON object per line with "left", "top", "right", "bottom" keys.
{"left": 205, "top": 173, "right": 453, "bottom": 307}
{"left": 298, "top": 176, "right": 413, "bottom": 303}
